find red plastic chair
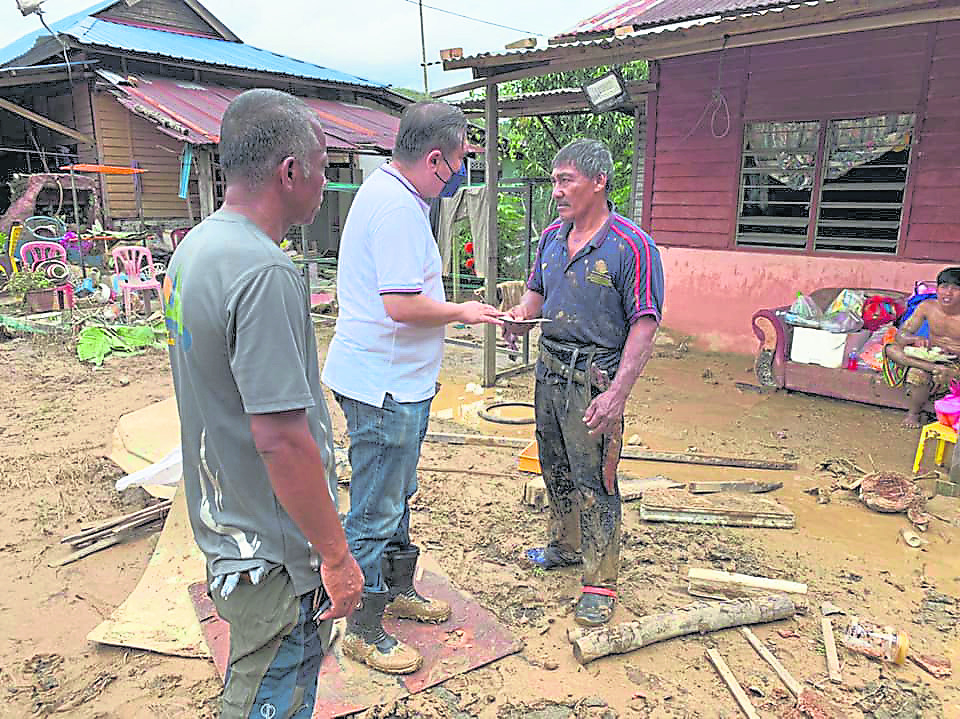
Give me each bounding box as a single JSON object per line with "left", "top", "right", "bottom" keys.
{"left": 111, "top": 245, "right": 164, "bottom": 320}
{"left": 170, "top": 227, "right": 192, "bottom": 250}
{"left": 19, "top": 240, "right": 75, "bottom": 310}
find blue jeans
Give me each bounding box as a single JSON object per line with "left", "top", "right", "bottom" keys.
{"left": 335, "top": 392, "right": 432, "bottom": 592}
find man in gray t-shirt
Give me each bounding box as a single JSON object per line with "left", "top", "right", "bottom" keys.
{"left": 165, "top": 89, "right": 361, "bottom": 719}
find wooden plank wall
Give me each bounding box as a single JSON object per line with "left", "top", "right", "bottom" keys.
{"left": 95, "top": 0, "right": 219, "bottom": 37}
{"left": 647, "top": 49, "right": 748, "bottom": 249}
{"left": 92, "top": 90, "right": 194, "bottom": 223}
{"left": 903, "top": 20, "right": 960, "bottom": 261}
{"left": 647, "top": 21, "right": 960, "bottom": 261}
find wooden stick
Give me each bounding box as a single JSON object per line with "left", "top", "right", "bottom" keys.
{"left": 50, "top": 535, "right": 125, "bottom": 567}
{"left": 571, "top": 594, "right": 796, "bottom": 664}
{"left": 689, "top": 481, "right": 783, "bottom": 494}
{"left": 62, "top": 500, "right": 172, "bottom": 544}
{"left": 821, "top": 617, "right": 843, "bottom": 684}
{"left": 418, "top": 466, "right": 509, "bottom": 478}
{"left": 740, "top": 627, "right": 803, "bottom": 698}
{"left": 423, "top": 433, "right": 795, "bottom": 470}
{"left": 66, "top": 508, "right": 168, "bottom": 547}
{"left": 706, "top": 648, "right": 762, "bottom": 719}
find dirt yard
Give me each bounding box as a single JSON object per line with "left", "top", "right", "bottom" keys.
{"left": 1, "top": 324, "right": 957, "bottom": 718}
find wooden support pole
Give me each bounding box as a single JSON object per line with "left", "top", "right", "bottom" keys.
{"left": 740, "top": 627, "right": 803, "bottom": 698}
{"left": 482, "top": 82, "right": 499, "bottom": 387}
{"left": 821, "top": 617, "right": 843, "bottom": 684}
{"left": 197, "top": 148, "right": 216, "bottom": 219}
{"left": 706, "top": 648, "right": 762, "bottom": 719}
{"left": 0, "top": 96, "right": 95, "bottom": 145}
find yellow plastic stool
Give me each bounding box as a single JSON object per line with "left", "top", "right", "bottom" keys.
{"left": 913, "top": 421, "right": 958, "bottom": 473}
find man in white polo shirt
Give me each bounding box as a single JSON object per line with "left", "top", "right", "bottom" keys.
{"left": 323, "top": 102, "right": 502, "bottom": 675}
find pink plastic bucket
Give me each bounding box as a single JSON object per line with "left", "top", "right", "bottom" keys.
{"left": 934, "top": 395, "right": 960, "bottom": 430}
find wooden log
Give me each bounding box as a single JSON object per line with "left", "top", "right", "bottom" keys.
{"left": 50, "top": 535, "right": 124, "bottom": 567}
{"left": 571, "top": 594, "right": 797, "bottom": 665}
{"left": 706, "top": 648, "right": 762, "bottom": 719}
{"left": 688, "top": 568, "right": 807, "bottom": 601}
{"left": 689, "top": 481, "right": 783, "bottom": 494}
{"left": 821, "top": 617, "right": 843, "bottom": 684}
{"left": 740, "top": 627, "right": 803, "bottom": 697}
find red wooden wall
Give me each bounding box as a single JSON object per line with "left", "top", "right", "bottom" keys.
{"left": 643, "top": 20, "right": 960, "bottom": 262}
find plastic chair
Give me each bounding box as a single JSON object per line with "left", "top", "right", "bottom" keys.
{"left": 170, "top": 227, "right": 191, "bottom": 250}
{"left": 913, "top": 421, "right": 957, "bottom": 473}
{"left": 111, "top": 245, "right": 164, "bottom": 321}
{"left": 19, "top": 240, "right": 75, "bottom": 310}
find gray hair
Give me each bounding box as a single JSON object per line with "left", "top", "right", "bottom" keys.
{"left": 219, "top": 89, "right": 322, "bottom": 189}
{"left": 392, "top": 102, "right": 466, "bottom": 165}
{"left": 553, "top": 138, "right": 614, "bottom": 195}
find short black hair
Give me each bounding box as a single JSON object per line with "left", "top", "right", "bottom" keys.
{"left": 937, "top": 267, "right": 960, "bottom": 287}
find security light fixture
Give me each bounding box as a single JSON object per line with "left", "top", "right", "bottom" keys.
{"left": 582, "top": 70, "right": 629, "bottom": 113}
{"left": 15, "top": 0, "right": 45, "bottom": 16}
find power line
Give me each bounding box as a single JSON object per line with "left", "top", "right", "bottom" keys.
{"left": 399, "top": 0, "right": 544, "bottom": 36}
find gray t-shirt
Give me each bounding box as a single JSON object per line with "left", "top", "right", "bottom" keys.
{"left": 165, "top": 209, "right": 336, "bottom": 597}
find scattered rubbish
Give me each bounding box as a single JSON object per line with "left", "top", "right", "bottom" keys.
{"left": 783, "top": 689, "right": 837, "bottom": 719}
{"left": 570, "top": 594, "right": 797, "bottom": 665}
{"left": 0, "top": 313, "right": 49, "bottom": 335}
{"left": 908, "top": 653, "right": 951, "bottom": 678}
{"left": 640, "top": 488, "right": 795, "bottom": 528}
{"left": 916, "top": 591, "right": 959, "bottom": 632}
{"left": 899, "top": 528, "right": 928, "bottom": 549}
{"left": 76, "top": 320, "right": 166, "bottom": 365}
{"left": 706, "top": 647, "right": 760, "bottom": 719}
{"left": 740, "top": 626, "right": 803, "bottom": 698}
{"left": 819, "top": 601, "right": 845, "bottom": 617}
{"left": 839, "top": 616, "right": 909, "bottom": 665}
{"left": 687, "top": 568, "right": 807, "bottom": 601}
{"left": 816, "top": 458, "right": 865, "bottom": 479}
{"left": 854, "top": 678, "right": 943, "bottom": 718}
{"left": 688, "top": 480, "right": 783, "bottom": 494}
{"left": 820, "top": 617, "right": 843, "bottom": 684}
{"left": 627, "top": 433, "right": 643, "bottom": 445}
{"left": 777, "top": 629, "right": 801, "bottom": 639}
{"left": 858, "top": 471, "right": 932, "bottom": 530}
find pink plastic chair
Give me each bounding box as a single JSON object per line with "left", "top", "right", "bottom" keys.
{"left": 111, "top": 245, "right": 164, "bottom": 320}
{"left": 19, "top": 240, "right": 75, "bottom": 310}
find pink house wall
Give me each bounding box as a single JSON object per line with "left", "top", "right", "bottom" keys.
{"left": 659, "top": 247, "right": 947, "bottom": 353}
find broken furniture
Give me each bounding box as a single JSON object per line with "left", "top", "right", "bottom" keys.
{"left": 752, "top": 286, "right": 913, "bottom": 409}
{"left": 913, "top": 420, "right": 957, "bottom": 473}
{"left": 18, "top": 240, "right": 76, "bottom": 310}
{"left": 110, "top": 245, "right": 164, "bottom": 320}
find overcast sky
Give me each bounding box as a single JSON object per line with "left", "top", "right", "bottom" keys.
{"left": 0, "top": 0, "right": 593, "bottom": 92}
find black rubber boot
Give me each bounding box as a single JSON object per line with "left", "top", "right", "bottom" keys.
{"left": 342, "top": 590, "right": 422, "bottom": 674}
{"left": 384, "top": 545, "right": 451, "bottom": 623}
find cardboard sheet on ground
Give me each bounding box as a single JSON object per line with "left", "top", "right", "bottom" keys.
{"left": 89, "top": 397, "right": 208, "bottom": 657}
{"left": 189, "top": 558, "right": 522, "bottom": 717}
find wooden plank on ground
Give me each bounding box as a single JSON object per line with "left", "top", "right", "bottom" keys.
{"left": 706, "top": 648, "right": 762, "bottom": 719}
{"left": 688, "top": 568, "right": 808, "bottom": 600}
{"left": 740, "top": 627, "right": 804, "bottom": 697}
{"left": 640, "top": 488, "right": 795, "bottom": 529}
{"left": 622, "top": 448, "right": 796, "bottom": 470}
{"left": 423, "top": 432, "right": 529, "bottom": 449}
{"left": 821, "top": 617, "right": 843, "bottom": 684}
{"left": 689, "top": 480, "right": 783, "bottom": 494}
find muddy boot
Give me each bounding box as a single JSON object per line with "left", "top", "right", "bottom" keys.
{"left": 384, "top": 545, "right": 451, "bottom": 623}
{"left": 342, "top": 590, "right": 422, "bottom": 675}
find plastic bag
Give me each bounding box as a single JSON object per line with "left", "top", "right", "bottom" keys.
{"left": 826, "top": 289, "right": 865, "bottom": 318}
{"left": 859, "top": 326, "right": 897, "bottom": 371}
{"left": 789, "top": 293, "right": 822, "bottom": 321}
{"left": 862, "top": 295, "right": 905, "bottom": 331}
{"left": 820, "top": 311, "right": 863, "bottom": 333}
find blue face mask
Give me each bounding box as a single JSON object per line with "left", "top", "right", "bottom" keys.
{"left": 436, "top": 156, "right": 466, "bottom": 198}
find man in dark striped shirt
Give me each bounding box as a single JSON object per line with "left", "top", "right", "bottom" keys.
{"left": 504, "top": 138, "right": 664, "bottom": 627}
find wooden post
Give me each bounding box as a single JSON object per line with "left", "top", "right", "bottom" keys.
{"left": 197, "top": 148, "right": 216, "bottom": 219}
{"left": 483, "top": 82, "right": 499, "bottom": 387}
{"left": 740, "top": 627, "right": 803, "bottom": 698}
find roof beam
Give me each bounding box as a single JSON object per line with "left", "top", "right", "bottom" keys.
{"left": 0, "top": 96, "right": 94, "bottom": 145}
{"left": 0, "top": 71, "right": 72, "bottom": 88}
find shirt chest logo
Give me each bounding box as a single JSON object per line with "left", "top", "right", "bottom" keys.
{"left": 587, "top": 259, "right": 613, "bottom": 288}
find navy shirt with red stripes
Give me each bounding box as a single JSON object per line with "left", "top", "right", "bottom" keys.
{"left": 528, "top": 207, "right": 664, "bottom": 376}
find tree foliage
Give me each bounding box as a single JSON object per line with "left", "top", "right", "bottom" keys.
{"left": 497, "top": 61, "right": 648, "bottom": 210}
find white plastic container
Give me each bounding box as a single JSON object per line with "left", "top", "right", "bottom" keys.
{"left": 790, "top": 327, "right": 847, "bottom": 368}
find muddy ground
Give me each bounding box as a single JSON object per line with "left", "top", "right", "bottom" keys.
{"left": 1, "top": 323, "right": 958, "bottom": 718}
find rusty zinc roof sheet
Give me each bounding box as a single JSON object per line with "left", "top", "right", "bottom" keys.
{"left": 553, "top": 0, "right": 798, "bottom": 41}
{"left": 97, "top": 72, "right": 399, "bottom": 153}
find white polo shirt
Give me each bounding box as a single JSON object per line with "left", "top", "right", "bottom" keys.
{"left": 322, "top": 165, "right": 446, "bottom": 408}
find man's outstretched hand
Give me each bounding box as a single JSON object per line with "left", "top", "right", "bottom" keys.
{"left": 458, "top": 301, "right": 504, "bottom": 326}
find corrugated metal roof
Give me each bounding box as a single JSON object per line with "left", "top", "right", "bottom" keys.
{"left": 553, "top": 0, "right": 797, "bottom": 41}
{"left": 99, "top": 72, "right": 399, "bottom": 153}
{"left": 0, "top": 1, "right": 385, "bottom": 88}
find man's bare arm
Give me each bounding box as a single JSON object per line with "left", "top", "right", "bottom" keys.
{"left": 896, "top": 303, "right": 930, "bottom": 347}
